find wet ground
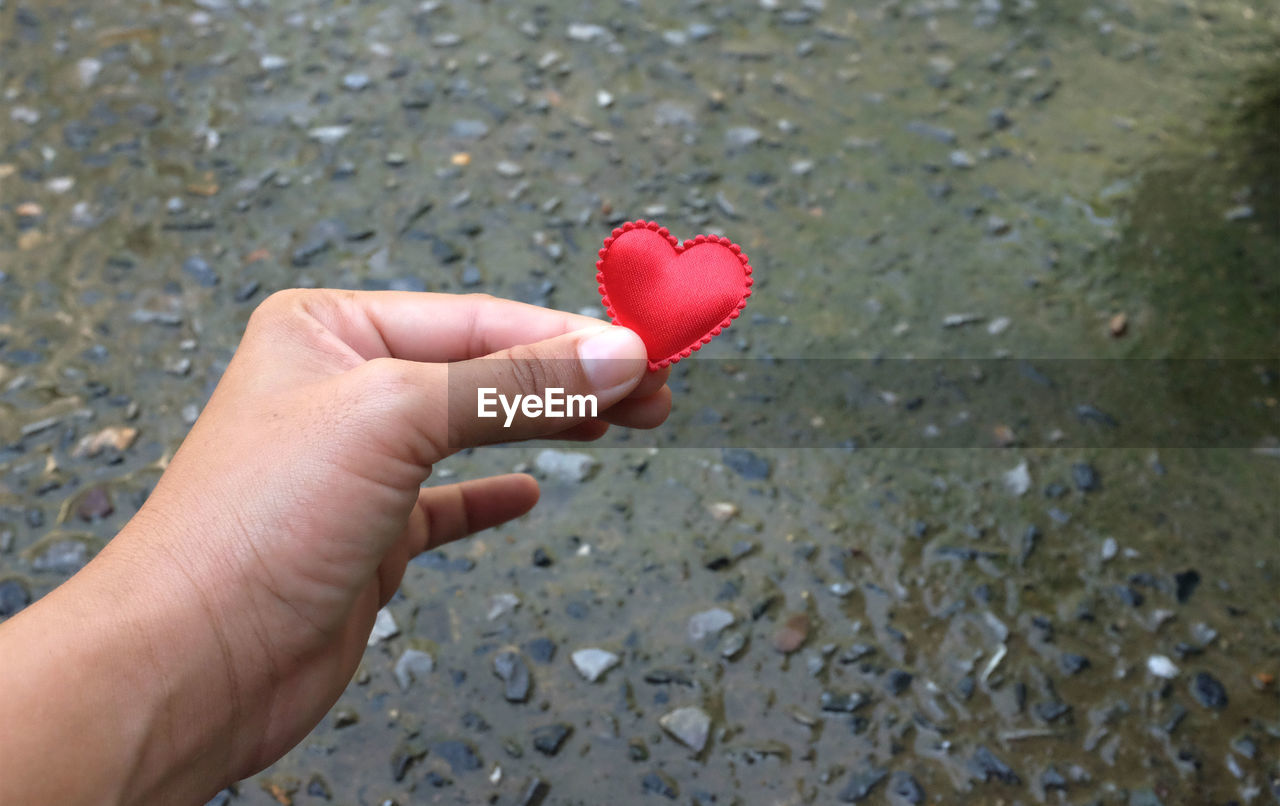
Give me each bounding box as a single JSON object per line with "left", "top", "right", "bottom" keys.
{"left": 2, "top": 0, "right": 1279, "bottom": 803}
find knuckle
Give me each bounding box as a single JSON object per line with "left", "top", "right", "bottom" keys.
{"left": 505, "top": 345, "right": 559, "bottom": 393}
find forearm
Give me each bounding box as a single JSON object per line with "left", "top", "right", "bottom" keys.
{"left": 0, "top": 534, "right": 234, "bottom": 805}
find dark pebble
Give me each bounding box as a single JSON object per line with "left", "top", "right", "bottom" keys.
{"left": 838, "top": 766, "right": 887, "bottom": 802}
{"left": 531, "top": 723, "right": 572, "bottom": 756}
{"left": 0, "top": 578, "right": 31, "bottom": 617}
{"left": 305, "top": 774, "right": 331, "bottom": 800}
{"left": 820, "top": 691, "right": 867, "bottom": 713}
{"left": 431, "top": 740, "right": 482, "bottom": 773}
{"left": 517, "top": 777, "right": 550, "bottom": 806}
{"left": 1040, "top": 765, "right": 1067, "bottom": 791}
{"left": 722, "top": 448, "right": 772, "bottom": 480}
{"left": 1043, "top": 482, "right": 1068, "bottom": 499}
{"left": 1071, "top": 462, "right": 1100, "bottom": 492}
{"left": 531, "top": 547, "right": 554, "bottom": 567}
{"left": 424, "top": 771, "right": 451, "bottom": 787}
{"left": 1162, "top": 703, "right": 1188, "bottom": 734}
{"left": 523, "top": 637, "right": 556, "bottom": 664}
{"left": 1034, "top": 701, "right": 1071, "bottom": 722}
{"left": 234, "top": 280, "right": 261, "bottom": 303}
{"left": 969, "top": 745, "right": 1020, "bottom": 785}
{"left": 628, "top": 738, "right": 649, "bottom": 761}
{"left": 884, "top": 669, "right": 914, "bottom": 695}
{"left": 641, "top": 770, "right": 678, "bottom": 799}
{"left": 887, "top": 771, "right": 924, "bottom": 804}
{"left": 1174, "top": 569, "right": 1201, "bottom": 603}
{"left": 1190, "top": 671, "right": 1228, "bottom": 709}
{"left": 1059, "top": 653, "right": 1091, "bottom": 676}
{"left": 390, "top": 743, "right": 424, "bottom": 781}
{"left": 494, "top": 650, "right": 531, "bottom": 703}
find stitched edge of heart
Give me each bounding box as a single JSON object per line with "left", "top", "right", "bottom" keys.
{"left": 596, "top": 219, "right": 754, "bottom": 371}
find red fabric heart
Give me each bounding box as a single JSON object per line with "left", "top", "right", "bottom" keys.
{"left": 596, "top": 220, "right": 753, "bottom": 370}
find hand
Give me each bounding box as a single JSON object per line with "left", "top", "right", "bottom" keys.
{"left": 0, "top": 290, "right": 670, "bottom": 805}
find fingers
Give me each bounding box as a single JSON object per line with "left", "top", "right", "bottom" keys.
{"left": 285, "top": 290, "right": 613, "bottom": 363}
{"left": 445, "top": 326, "right": 650, "bottom": 449}
{"left": 415, "top": 474, "right": 540, "bottom": 553}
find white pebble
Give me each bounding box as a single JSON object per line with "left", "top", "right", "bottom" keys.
{"left": 1146, "top": 655, "right": 1179, "bottom": 679}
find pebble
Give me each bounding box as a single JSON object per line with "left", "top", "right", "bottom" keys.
{"left": 366, "top": 607, "right": 399, "bottom": 646}
{"left": 432, "top": 740, "right": 482, "bottom": 773}
{"left": 1147, "top": 655, "right": 1179, "bottom": 679}
{"left": 566, "top": 23, "right": 609, "bottom": 42}
{"left": 773, "top": 613, "right": 810, "bottom": 654}
{"left": 1190, "top": 671, "right": 1228, "bottom": 709}
{"left": 571, "top": 648, "right": 619, "bottom": 682}
{"left": 887, "top": 771, "right": 924, "bottom": 804}
{"left": 182, "top": 256, "right": 220, "bottom": 287}
{"left": 260, "top": 54, "right": 288, "bottom": 70}
{"left": 394, "top": 649, "right": 434, "bottom": 691}
{"left": 494, "top": 651, "right": 531, "bottom": 703}
{"left": 308, "top": 125, "right": 351, "bottom": 145}
{"left": 642, "top": 770, "right": 678, "bottom": 799}
{"left": 535, "top": 449, "right": 600, "bottom": 482}
{"left": 969, "top": 745, "right": 1020, "bottom": 784}
{"left": 487, "top": 592, "right": 520, "bottom": 620}
{"left": 949, "top": 150, "right": 977, "bottom": 168}
{"left": 1004, "top": 461, "right": 1031, "bottom": 496}
{"left": 721, "top": 449, "right": 771, "bottom": 481}
{"left": 450, "top": 119, "right": 490, "bottom": 139}
{"left": 0, "top": 578, "right": 31, "bottom": 617}
{"left": 687, "top": 608, "right": 736, "bottom": 642}
{"left": 76, "top": 485, "right": 114, "bottom": 521}
{"left": 838, "top": 766, "right": 888, "bottom": 802}
{"left": 31, "top": 540, "right": 89, "bottom": 575}
{"left": 659, "top": 706, "right": 712, "bottom": 752}
{"left": 725, "top": 126, "right": 762, "bottom": 149}
{"left": 530, "top": 723, "right": 572, "bottom": 756}
{"left": 1072, "top": 462, "right": 1100, "bottom": 492}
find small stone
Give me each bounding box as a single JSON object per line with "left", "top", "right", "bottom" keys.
{"left": 1109, "top": 312, "right": 1128, "bottom": 337}
{"left": 572, "top": 648, "right": 619, "bottom": 682}
{"left": 432, "top": 740, "right": 482, "bottom": 773}
{"left": 949, "top": 150, "right": 976, "bottom": 168}
{"left": 1004, "top": 462, "right": 1031, "bottom": 496}
{"left": 567, "top": 23, "right": 609, "bottom": 42}
{"left": 342, "top": 73, "right": 371, "bottom": 91}
{"left": 642, "top": 770, "right": 679, "bottom": 799}
{"left": 516, "top": 777, "right": 549, "bottom": 806}
{"left": 0, "top": 579, "right": 31, "bottom": 617}
{"left": 720, "top": 632, "right": 747, "bottom": 659}
{"left": 1072, "top": 463, "right": 1100, "bottom": 492}
{"left": 987, "top": 316, "right": 1011, "bottom": 335}
{"left": 596, "top": 90, "right": 614, "bottom": 108}
{"left": 687, "top": 608, "right": 736, "bottom": 642}
{"left": 820, "top": 691, "right": 867, "bottom": 713}
{"left": 260, "top": 54, "right": 288, "bottom": 70}
{"left": 707, "top": 501, "right": 739, "bottom": 521}
{"left": 535, "top": 449, "right": 600, "bottom": 482}
{"left": 1101, "top": 537, "right": 1118, "bottom": 561}
{"left": 308, "top": 125, "right": 351, "bottom": 145}
{"left": 725, "top": 126, "right": 762, "bottom": 149}
{"left": 838, "top": 766, "right": 888, "bottom": 802}
{"left": 721, "top": 448, "right": 771, "bottom": 480}
{"left": 1174, "top": 569, "right": 1201, "bottom": 603}
{"left": 884, "top": 669, "right": 913, "bottom": 695}
{"left": 494, "top": 651, "right": 531, "bottom": 703}
{"left": 72, "top": 426, "right": 137, "bottom": 458}
{"left": 332, "top": 709, "right": 359, "bottom": 729}
{"left": 367, "top": 607, "right": 399, "bottom": 646}
{"left": 76, "top": 486, "right": 114, "bottom": 521}
{"left": 531, "top": 723, "right": 572, "bottom": 756}
{"left": 394, "top": 649, "right": 434, "bottom": 691}
{"left": 887, "top": 771, "right": 924, "bottom": 804}
{"left": 31, "top": 540, "right": 89, "bottom": 574}
{"left": 487, "top": 592, "right": 520, "bottom": 620}
{"left": 531, "top": 547, "right": 553, "bottom": 567}
{"left": 182, "top": 256, "right": 220, "bottom": 287}
{"left": 1059, "top": 653, "right": 1091, "bottom": 676}
{"left": 524, "top": 637, "right": 556, "bottom": 664}
{"left": 450, "top": 119, "right": 490, "bottom": 139}
{"left": 773, "top": 613, "right": 810, "bottom": 654}
{"left": 495, "top": 160, "right": 524, "bottom": 178}
{"left": 942, "top": 313, "right": 984, "bottom": 328}
{"left": 1147, "top": 655, "right": 1179, "bottom": 679}
{"left": 969, "top": 745, "right": 1019, "bottom": 784}
{"left": 1190, "top": 671, "right": 1228, "bottom": 709}
{"left": 659, "top": 707, "right": 711, "bottom": 752}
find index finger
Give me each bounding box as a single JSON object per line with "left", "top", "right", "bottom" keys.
{"left": 324, "top": 291, "right": 609, "bottom": 363}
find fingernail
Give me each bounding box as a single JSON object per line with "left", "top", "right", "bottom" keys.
{"left": 578, "top": 326, "right": 645, "bottom": 392}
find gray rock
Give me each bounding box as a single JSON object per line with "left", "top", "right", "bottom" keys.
{"left": 535, "top": 449, "right": 600, "bottom": 482}
{"left": 394, "top": 649, "right": 434, "bottom": 691}
{"left": 450, "top": 119, "right": 490, "bottom": 139}
{"left": 494, "top": 650, "right": 531, "bottom": 703}
{"left": 687, "top": 608, "right": 736, "bottom": 642}
{"left": 659, "top": 706, "right": 711, "bottom": 752}
{"left": 31, "top": 540, "right": 89, "bottom": 574}
{"left": 0, "top": 578, "right": 31, "bottom": 617}
{"left": 725, "top": 126, "right": 762, "bottom": 149}
{"left": 722, "top": 448, "right": 771, "bottom": 480}
{"left": 1190, "top": 671, "right": 1228, "bottom": 709}
{"left": 838, "top": 766, "right": 888, "bottom": 802}
{"left": 887, "top": 771, "right": 924, "bottom": 804}
{"left": 432, "top": 740, "right": 481, "bottom": 773}
{"left": 183, "top": 257, "right": 219, "bottom": 287}
{"left": 531, "top": 723, "right": 572, "bottom": 756}
{"left": 571, "top": 648, "right": 619, "bottom": 682}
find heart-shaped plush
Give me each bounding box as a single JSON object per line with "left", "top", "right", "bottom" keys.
{"left": 596, "top": 220, "right": 753, "bottom": 370}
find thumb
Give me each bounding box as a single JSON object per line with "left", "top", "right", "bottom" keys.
{"left": 446, "top": 325, "right": 648, "bottom": 448}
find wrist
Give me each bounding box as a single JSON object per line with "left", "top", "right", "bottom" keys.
{"left": 0, "top": 528, "right": 236, "bottom": 805}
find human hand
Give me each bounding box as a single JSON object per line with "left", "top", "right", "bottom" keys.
{"left": 0, "top": 290, "right": 670, "bottom": 805}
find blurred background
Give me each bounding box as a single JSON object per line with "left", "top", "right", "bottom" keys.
{"left": 1, "top": 0, "right": 1278, "bottom": 803}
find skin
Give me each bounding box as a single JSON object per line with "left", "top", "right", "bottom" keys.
{"left": 0, "top": 290, "right": 671, "bottom": 805}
